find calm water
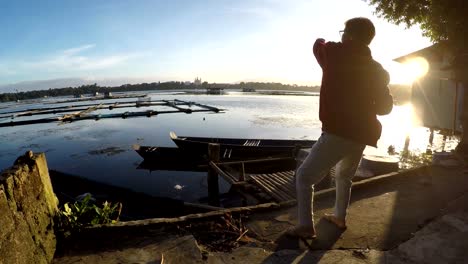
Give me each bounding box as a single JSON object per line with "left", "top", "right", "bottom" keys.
{"left": 0, "top": 90, "right": 458, "bottom": 203}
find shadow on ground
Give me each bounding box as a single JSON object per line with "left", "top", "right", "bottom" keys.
{"left": 248, "top": 166, "right": 468, "bottom": 263}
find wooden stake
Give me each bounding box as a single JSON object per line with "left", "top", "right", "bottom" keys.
{"left": 208, "top": 143, "right": 220, "bottom": 206}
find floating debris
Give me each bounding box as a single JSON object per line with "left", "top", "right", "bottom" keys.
{"left": 174, "top": 184, "right": 185, "bottom": 190}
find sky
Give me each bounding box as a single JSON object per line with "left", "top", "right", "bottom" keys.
{"left": 0, "top": 0, "right": 433, "bottom": 90}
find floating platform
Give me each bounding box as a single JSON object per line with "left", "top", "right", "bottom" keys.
{"left": 0, "top": 99, "right": 223, "bottom": 127}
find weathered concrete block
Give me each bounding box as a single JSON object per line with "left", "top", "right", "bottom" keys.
{"left": 0, "top": 185, "right": 14, "bottom": 242}
{"left": 0, "top": 151, "right": 59, "bottom": 264}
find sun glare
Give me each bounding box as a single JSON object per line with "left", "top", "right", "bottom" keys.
{"left": 398, "top": 57, "right": 430, "bottom": 85}
{"left": 369, "top": 104, "right": 426, "bottom": 156}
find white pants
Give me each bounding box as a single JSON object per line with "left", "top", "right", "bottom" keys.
{"left": 296, "top": 132, "right": 365, "bottom": 226}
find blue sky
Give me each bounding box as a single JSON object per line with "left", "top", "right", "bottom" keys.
{"left": 0, "top": 0, "right": 432, "bottom": 89}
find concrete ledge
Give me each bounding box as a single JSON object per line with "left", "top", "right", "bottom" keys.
{"left": 80, "top": 165, "right": 429, "bottom": 235}
{"left": 0, "top": 151, "right": 58, "bottom": 264}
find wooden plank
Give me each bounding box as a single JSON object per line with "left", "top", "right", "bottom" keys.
{"left": 243, "top": 140, "right": 260, "bottom": 146}
{"left": 261, "top": 173, "right": 295, "bottom": 194}
{"left": 252, "top": 175, "right": 291, "bottom": 201}
{"left": 257, "top": 176, "right": 292, "bottom": 201}
{"left": 256, "top": 173, "right": 288, "bottom": 190}
{"left": 276, "top": 171, "right": 295, "bottom": 181}
{"left": 209, "top": 161, "right": 238, "bottom": 185}
{"left": 249, "top": 177, "right": 284, "bottom": 202}
{"left": 251, "top": 175, "right": 287, "bottom": 200}
{"left": 250, "top": 171, "right": 294, "bottom": 188}
{"left": 256, "top": 174, "right": 295, "bottom": 199}
{"left": 269, "top": 171, "right": 294, "bottom": 184}
{"left": 260, "top": 173, "right": 295, "bottom": 196}
{"left": 215, "top": 157, "right": 292, "bottom": 166}
{"left": 278, "top": 171, "right": 295, "bottom": 183}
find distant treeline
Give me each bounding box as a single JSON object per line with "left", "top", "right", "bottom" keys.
{"left": 0, "top": 81, "right": 321, "bottom": 102}
{"left": 0, "top": 81, "right": 409, "bottom": 103}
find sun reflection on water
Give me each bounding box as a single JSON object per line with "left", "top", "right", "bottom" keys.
{"left": 365, "top": 103, "right": 459, "bottom": 156}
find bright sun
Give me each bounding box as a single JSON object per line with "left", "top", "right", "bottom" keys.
{"left": 396, "top": 57, "right": 430, "bottom": 85}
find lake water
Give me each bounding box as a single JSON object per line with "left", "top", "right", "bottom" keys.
{"left": 0, "top": 90, "right": 459, "bottom": 203}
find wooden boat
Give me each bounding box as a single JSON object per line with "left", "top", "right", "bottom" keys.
{"left": 133, "top": 145, "right": 206, "bottom": 163}
{"left": 169, "top": 131, "right": 316, "bottom": 160}
{"left": 134, "top": 144, "right": 299, "bottom": 174}
{"left": 133, "top": 145, "right": 207, "bottom": 171}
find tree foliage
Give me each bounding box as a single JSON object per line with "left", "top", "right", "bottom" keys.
{"left": 366, "top": 0, "right": 468, "bottom": 52}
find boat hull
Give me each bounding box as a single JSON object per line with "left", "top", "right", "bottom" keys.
{"left": 170, "top": 132, "right": 316, "bottom": 160}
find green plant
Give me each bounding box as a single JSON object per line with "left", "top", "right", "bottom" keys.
{"left": 399, "top": 149, "right": 433, "bottom": 169}
{"left": 387, "top": 144, "right": 433, "bottom": 169}
{"left": 57, "top": 194, "right": 122, "bottom": 237}
{"left": 91, "top": 201, "right": 121, "bottom": 225}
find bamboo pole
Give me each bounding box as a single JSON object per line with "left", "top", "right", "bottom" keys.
{"left": 163, "top": 100, "right": 192, "bottom": 113}
{"left": 208, "top": 143, "right": 220, "bottom": 206}
{"left": 239, "top": 162, "right": 245, "bottom": 181}
{"left": 174, "top": 99, "right": 221, "bottom": 112}
{"left": 46, "top": 94, "right": 147, "bottom": 104}
{"left": 10, "top": 102, "right": 164, "bottom": 118}
{"left": 0, "top": 99, "right": 196, "bottom": 117}
{"left": 0, "top": 108, "right": 220, "bottom": 127}
{"left": 209, "top": 161, "right": 238, "bottom": 185}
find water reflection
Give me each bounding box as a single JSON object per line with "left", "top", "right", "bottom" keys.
{"left": 368, "top": 103, "right": 458, "bottom": 156}
{"left": 0, "top": 92, "right": 459, "bottom": 202}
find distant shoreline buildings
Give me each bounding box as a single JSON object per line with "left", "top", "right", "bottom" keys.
{"left": 194, "top": 77, "right": 202, "bottom": 86}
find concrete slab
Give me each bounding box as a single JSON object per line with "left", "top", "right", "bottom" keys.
{"left": 246, "top": 166, "right": 468, "bottom": 251}
{"left": 53, "top": 235, "right": 204, "bottom": 264}
{"left": 208, "top": 246, "right": 386, "bottom": 264}
{"left": 388, "top": 211, "right": 468, "bottom": 264}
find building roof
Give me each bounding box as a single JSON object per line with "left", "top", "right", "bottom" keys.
{"left": 393, "top": 42, "right": 446, "bottom": 64}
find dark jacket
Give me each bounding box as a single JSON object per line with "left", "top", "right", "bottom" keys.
{"left": 313, "top": 39, "right": 393, "bottom": 147}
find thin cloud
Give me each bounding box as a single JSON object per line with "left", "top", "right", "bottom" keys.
{"left": 21, "top": 45, "right": 143, "bottom": 71}
{"left": 63, "top": 44, "right": 96, "bottom": 55}
{"left": 79, "top": 54, "right": 141, "bottom": 70}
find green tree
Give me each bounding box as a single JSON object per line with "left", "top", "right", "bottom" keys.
{"left": 366, "top": 0, "right": 468, "bottom": 51}
{"left": 365, "top": 0, "right": 468, "bottom": 153}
